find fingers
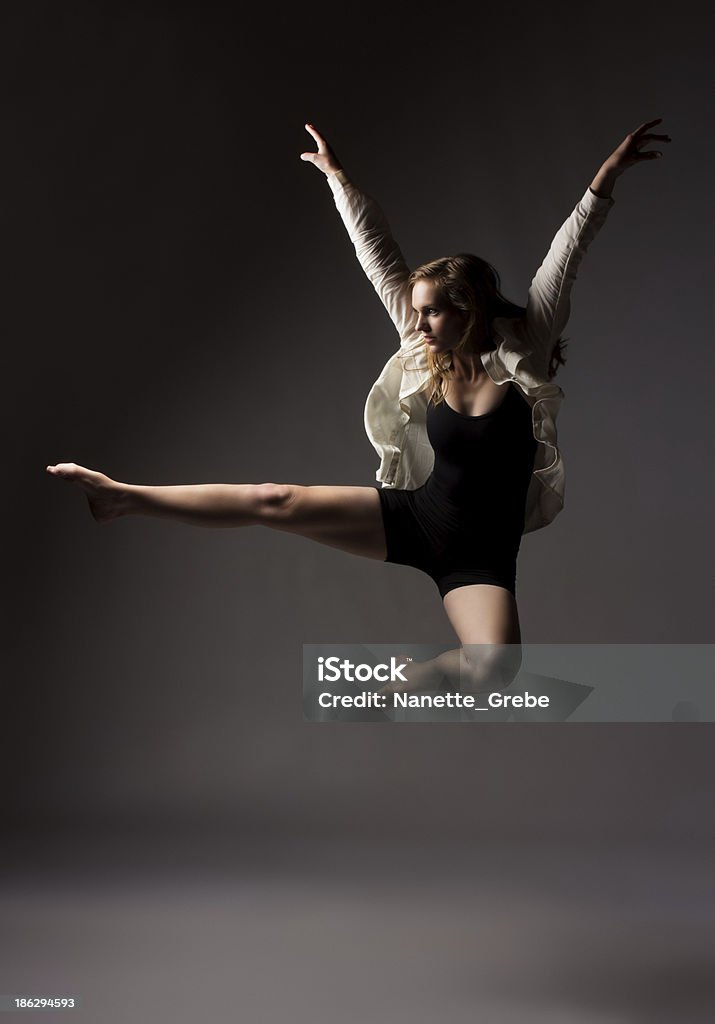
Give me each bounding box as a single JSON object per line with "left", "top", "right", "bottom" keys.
{"left": 633, "top": 117, "right": 664, "bottom": 135}
{"left": 304, "top": 122, "right": 325, "bottom": 151}
{"left": 634, "top": 127, "right": 672, "bottom": 161}
{"left": 627, "top": 119, "right": 672, "bottom": 164}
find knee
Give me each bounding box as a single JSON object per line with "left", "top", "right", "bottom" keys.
{"left": 461, "top": 643, "right": 522, "bottom": 693}
{"left": 254, "top": 482, "right": 296, "bottom": 520}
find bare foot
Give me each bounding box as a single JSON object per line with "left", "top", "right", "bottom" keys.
{"left": 46, "top": 463, "right": 128, "bottom": 523}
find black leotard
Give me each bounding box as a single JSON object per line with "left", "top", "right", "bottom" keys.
{"left": 376, "top": 382, "right": 538, "bottom": 598}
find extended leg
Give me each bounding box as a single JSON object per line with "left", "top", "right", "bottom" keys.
{"left": 46, "top": 463, "right": 387, "bottom": 560}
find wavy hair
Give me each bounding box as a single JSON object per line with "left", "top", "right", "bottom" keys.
{"left": 408, "top": 254, "right": 567, "bottom": 406}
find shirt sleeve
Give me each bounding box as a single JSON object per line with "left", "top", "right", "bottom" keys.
{"left": 327, "top": 170, "right": 419, "bottom": 348}
{"left": 522, "top": 186, "right": 615, "bottom": 374}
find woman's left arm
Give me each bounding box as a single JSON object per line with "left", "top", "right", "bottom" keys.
{"left": 522, "top": 118, "right": 672, "bottom": 371}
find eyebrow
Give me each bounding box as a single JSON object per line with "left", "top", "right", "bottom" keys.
{"left": 412, "top": 304, "right": 440, "bottom": 312}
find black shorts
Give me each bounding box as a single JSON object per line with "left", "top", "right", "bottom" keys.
{"left": 376, "top": 483, "right": 519, "bottom": 599}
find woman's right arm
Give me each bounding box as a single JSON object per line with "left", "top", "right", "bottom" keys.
{"left": 301, "top": 124, "right": 419, "bottom": 348}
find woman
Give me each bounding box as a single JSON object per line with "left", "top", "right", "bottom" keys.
{"left": 46, "top": 118, "right": 670, "bottom": 697}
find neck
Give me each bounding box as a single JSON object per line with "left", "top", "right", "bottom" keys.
{"left": 450, "top": 349, "right": 488, "bottom": 382}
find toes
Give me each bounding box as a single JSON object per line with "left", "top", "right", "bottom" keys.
{"left": 46, "top": 462, "right": 83, "bottom": 480}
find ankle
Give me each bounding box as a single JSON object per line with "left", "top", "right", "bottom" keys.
{"left": 112, "top": 481, "right": 138, "bottom": 517}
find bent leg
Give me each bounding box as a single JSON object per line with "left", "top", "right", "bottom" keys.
{"left": 376, "top": 585, "right": 522, "bottom": 696}
{"left": 442, "top": 585, "right": 522, "bottom": 693}
{"left": 46, "top": 464, "right": 387, "bottom": 561}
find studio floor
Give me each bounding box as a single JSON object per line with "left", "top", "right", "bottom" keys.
{"left": 1, "top": 831, "right": 712, "bottom": 1023}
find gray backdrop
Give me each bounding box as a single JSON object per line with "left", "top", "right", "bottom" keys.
{"left": 5, "top": 0, "right": 712, "bottom": 834}
{"left": 2, "top": 2, "right": 714, "bottom": 1019}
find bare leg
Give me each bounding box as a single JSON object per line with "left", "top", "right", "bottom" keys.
{"left": 45, "top": 463, "right": 387, "bottom": 560}
{"left": 46, "top": 463, "right": 268, "bottom": 526}
{"left": 376, "top": 585, "right": 522, "bottom": 695}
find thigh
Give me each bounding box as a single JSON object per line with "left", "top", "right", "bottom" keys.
{"left": 442, "top": 585, "right": 522, "bottom": 690}
{"left": 442, "top": 585, "right": 522, "bottom": 645}
{"left": 269, "top": 484, "right": 387, "bottom": 561}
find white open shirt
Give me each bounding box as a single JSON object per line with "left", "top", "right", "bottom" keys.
{"left": 327, "top": 168, "right": 615, "bottom": 534}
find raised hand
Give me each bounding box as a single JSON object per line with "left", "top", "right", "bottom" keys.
{"left": 604, "top": 117, "right": 672, "bottom": 175}
{"left": 299, "top": 123, "right": 344, "bottom": 177}
{"left": 591, "top": 117, "right": 672, "bottom": 197}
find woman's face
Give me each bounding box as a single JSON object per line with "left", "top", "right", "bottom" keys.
{"left": 412, "top": 280, "right": 466, "bottom": 354}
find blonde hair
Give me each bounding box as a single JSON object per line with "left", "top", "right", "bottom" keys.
{"left": 408, "top": 254, "right": 567, "bottom": 405}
